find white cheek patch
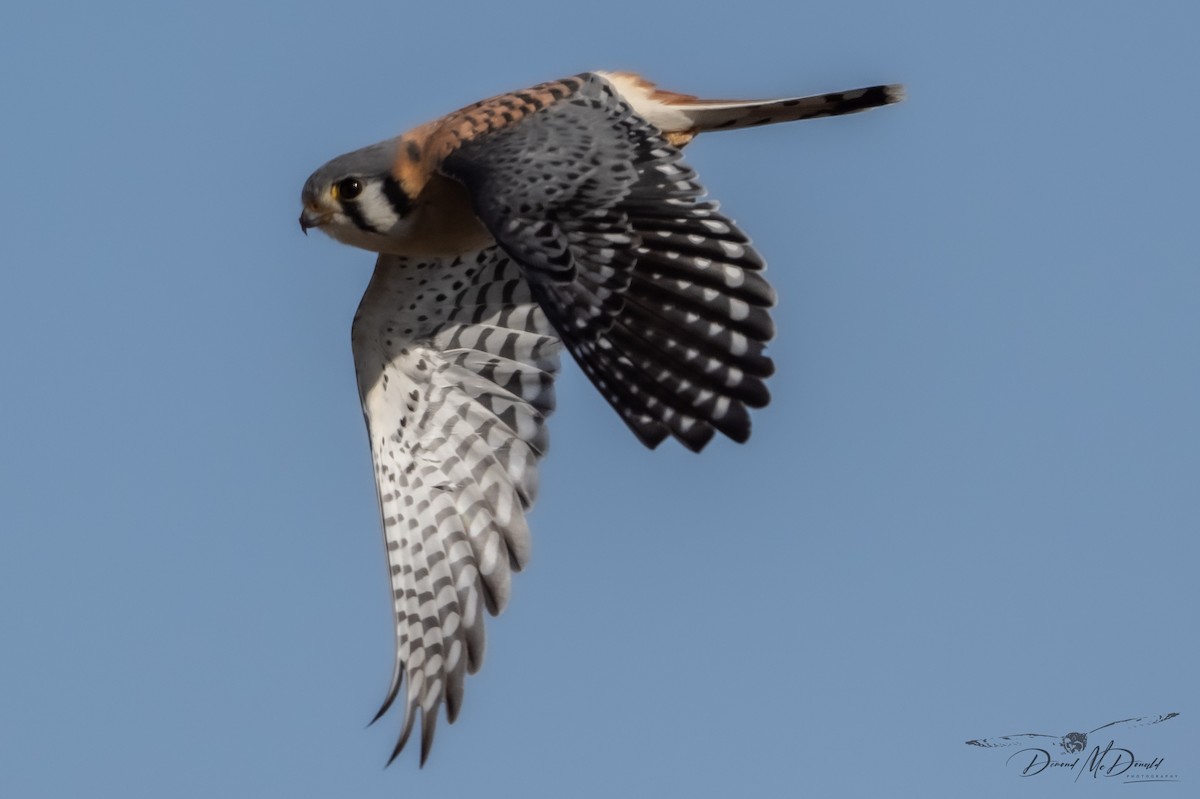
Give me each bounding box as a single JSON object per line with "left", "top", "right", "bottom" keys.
{"left": 358, "top": 183, "right": 404, "bottom": 233}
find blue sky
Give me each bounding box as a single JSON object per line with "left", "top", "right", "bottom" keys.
{"left": 1, "top": 1, "right": 1195, "bottom": 796}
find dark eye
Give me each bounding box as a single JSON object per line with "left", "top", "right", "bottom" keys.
{"left": 335, "top": 177, "right": 363, "bottom": 200}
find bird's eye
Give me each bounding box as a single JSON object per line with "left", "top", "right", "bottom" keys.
{"left": 335, "top": 178, "right": 363, "bottom": 201}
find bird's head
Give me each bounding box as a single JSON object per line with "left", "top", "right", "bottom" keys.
{"left": 299, "top": 140, "right": 415, "bottom": 254}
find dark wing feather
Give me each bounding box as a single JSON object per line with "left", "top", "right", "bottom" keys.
{"left": 440, "top": 73, "right": 775, "bottom": 451}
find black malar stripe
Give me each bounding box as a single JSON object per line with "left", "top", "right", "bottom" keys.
{"left": 340, "top": 195, "right": 377, "bottom": 233}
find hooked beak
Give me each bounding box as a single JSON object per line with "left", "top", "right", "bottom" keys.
{"left": 299, "top": 207, "right": 332, "bottom": 235}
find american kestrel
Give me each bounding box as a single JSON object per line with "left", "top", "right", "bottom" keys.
{"left": 299, "top": 71, "right": 902, "bottom": 764}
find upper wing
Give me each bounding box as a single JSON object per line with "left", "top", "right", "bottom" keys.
{"left": 1088, "top": 712, "right": 1179, "bottom": 735}
{"left": 438, "top": 72, "right": 776, "bottom": 451}
{"left": 352, "top": 248, "right": 560, "bottom": 764}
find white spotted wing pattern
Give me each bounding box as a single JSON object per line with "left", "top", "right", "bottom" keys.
{"left": 353, "top": 249, "right": 559, "bottom": 762}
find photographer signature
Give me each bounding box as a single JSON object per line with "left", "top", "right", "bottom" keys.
{"left": 966, "top": 712, "right": 1179, "bottom": 782}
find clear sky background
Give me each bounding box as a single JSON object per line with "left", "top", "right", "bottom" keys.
{"left": 1, "top": 1, "right": 1195, "bottom": 796}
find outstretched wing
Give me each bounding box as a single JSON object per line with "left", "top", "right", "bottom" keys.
{"left": 353, "top": 249, "right": 560, "bottom": 764}
{"left": 965, "top": 733, "right": 1061, "bottom": 748}
{"left": 1089, "top": 712, "right": 1180, "bottom": 735}
{"left": 438, "top": 72, "right": 776, "bottom": 451}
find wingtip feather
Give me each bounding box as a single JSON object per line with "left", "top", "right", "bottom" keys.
{"left": 370, "top": 667, "right": 403, "bottom": 727}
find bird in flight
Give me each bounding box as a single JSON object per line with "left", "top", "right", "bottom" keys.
{"left": 299, "top": 70, "right": 902, "bottom": 765}
{"left": 966, "top": 712, "right": 1179, "bottom": 754}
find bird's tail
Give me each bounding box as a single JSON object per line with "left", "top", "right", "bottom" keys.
{"left": 674, "top": 84, "right": 905, "bottom": 132}
{"left": 600, "top": 72, "right": 904, "bottom": 144}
